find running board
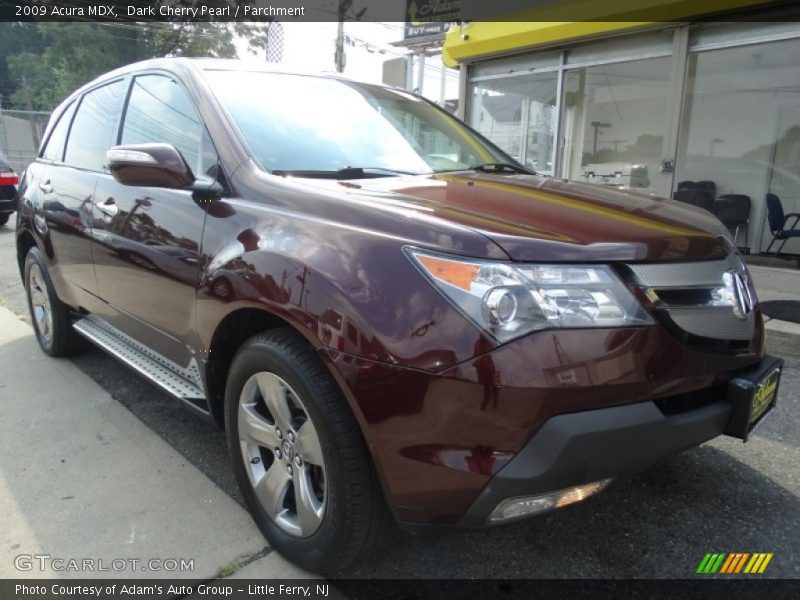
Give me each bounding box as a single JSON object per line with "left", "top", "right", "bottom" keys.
{"left": 72, "top": 316, "right": 207, "bottom": 406}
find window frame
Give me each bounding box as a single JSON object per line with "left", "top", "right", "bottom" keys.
{"left": 62, "top": 76, "right": 129, "bottom": 173}
{"left": 38, "top": 99, "right": 77, "bottom": 164}
{"left": 118, "top": 69, "right": 223, "bottom": 185}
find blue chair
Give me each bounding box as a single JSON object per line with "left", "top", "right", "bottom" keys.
{"left": 765, "top": 193, "right": 800, "bottom": 264}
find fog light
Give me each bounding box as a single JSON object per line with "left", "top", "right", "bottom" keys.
{"left": 487, "top": 478, "right": 613, "bottom": 523}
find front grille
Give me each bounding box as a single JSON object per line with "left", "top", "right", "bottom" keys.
{"left": 624, "top": 255, "right": 757, "bottom": 345}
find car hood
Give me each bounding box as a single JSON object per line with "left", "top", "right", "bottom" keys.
{"left": 297, "top": 172, "right": 731, "bottom": 262}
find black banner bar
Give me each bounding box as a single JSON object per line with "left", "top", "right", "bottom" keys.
{"left": 1, "top": 579, "right": 796, "bottom": 600}
{"left": 0, "top": 0, "right": 799, "bottom": 23}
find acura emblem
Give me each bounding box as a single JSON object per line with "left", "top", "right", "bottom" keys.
{"left": 726, "top": 270, "right": 754, "bottom": 319}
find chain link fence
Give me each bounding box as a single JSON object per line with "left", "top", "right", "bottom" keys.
{"left": 0, "top": 108, "right": 50, "bottom": 174}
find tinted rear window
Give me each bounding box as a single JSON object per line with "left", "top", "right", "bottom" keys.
{"left": 64, "top": 79, "right": 126, "bottom": 171}
{"left": 42, "top": 101, "right": 76, "bottom": 162}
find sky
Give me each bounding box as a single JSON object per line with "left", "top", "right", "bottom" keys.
{"left": 236, "top": 22, "right": 460, "bottom": 103}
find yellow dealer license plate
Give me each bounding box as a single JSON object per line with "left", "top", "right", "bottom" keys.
{"left": 725, "top": 356, "right": 783, "bottom": 442}
{"left": 749, "top": 367, "right": 780, "bottom": 425}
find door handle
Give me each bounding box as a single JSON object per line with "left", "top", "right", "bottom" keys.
{"left": 39, "top": 180, "right": 52, "bottom": 194}
{"left": 97, "top": 198, "right": 119, "bottom": 216}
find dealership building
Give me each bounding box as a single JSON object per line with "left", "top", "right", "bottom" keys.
{"left": 442, "top": 1, "right": 800, "bottom": 255}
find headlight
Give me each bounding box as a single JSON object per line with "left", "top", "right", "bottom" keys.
{"left": 407, "top": 249, "right": 654, "bottom": 343}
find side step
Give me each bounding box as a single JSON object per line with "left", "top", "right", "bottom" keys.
{"left": 72, "top": 316, "right": 207, "bottom": 404}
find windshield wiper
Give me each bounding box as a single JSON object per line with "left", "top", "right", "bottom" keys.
{"left": 272, "top": 166, "right": 421, "bottom": 179}
{"left": 470, "top": 162, "right": 535, "bottom": 175}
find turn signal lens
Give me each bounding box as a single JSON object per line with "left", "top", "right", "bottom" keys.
{"left": 415, "top": 254, "right": 479, "bottom": 292}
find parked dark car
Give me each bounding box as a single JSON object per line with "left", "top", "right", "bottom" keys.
{"left": 16, "top": 59, "right": 782, "bottom": 572}
{"left": 0, "top": 150, "right": 19, "bottom": 226}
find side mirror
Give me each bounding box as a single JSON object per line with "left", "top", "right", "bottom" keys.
{"left": 107, "top": 143, "right": 195, "bottom": 188}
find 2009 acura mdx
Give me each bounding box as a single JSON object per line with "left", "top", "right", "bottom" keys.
{"left": 16, "top": 59, "right": 782, "bottom": 572}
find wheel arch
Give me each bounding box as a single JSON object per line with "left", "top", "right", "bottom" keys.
{"left": 16, "top": 227, "right": 40, "bottom": 280}
{"left": 203, "top": 305, "right": 371, "bottom": 437}
{"left": 205, "top": 306, "right": 292, "bottom": 428}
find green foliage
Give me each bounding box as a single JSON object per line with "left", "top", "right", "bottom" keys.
{"left": 2, "top": 21, "right": 267, "bottom": 111}
{"left": 0, "top": 23, "right": 47, "bottom": 108}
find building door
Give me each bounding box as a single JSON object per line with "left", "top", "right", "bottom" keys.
{"left": 559, "top": 56, "right": 673, "bottom": 196}
{"left": 470, "top": 72, "right": 558, "bottom": 176}
{"left": 673, "top": 35, "right": 800, "bottom": 253}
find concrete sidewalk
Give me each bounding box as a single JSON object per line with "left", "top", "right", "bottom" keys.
{"left": 0, "top": 306, "right": 315, "bottom": 580}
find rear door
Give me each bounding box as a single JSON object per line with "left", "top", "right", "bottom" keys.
{"left": 40, "top": 80, "right": 126, "bottom": 308}
{"left": 91, "top": 72, "right": 218, "bottom": 366}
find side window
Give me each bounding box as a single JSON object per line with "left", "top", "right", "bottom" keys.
{"left": 64, "top": 79, "right": 127, "bottom": 171}
{"left": 41, "top": 101, "right": 76, "bottom": 162}
{"left": 121, "top": 75, "right": 217, "bottom": 177}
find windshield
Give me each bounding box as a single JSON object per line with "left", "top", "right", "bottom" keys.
{"left": 204, "top": 70, "right": 512, "bottom": 176}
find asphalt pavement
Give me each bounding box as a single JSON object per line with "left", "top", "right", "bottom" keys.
{"left": 1, "top": 223, "right": 798, "bottom": 579}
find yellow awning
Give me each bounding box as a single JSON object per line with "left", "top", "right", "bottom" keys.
{"left": 442, "top": 0, "right": 773, "bottom": 67}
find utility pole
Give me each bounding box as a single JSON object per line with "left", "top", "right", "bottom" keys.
{"left": 416, "top": 52, "right": 425, "bottom": 94}
{"left": 334, "top": 0, "right": 366, "bottom": 73}
{"left": 590, "top": 121, "right": 611, "bottom": 160}
{"left": 439, "top": 60, "right": 447, "bottom": 107}
{"left": 335, "top": 0, "right": 352, "bottom": 73}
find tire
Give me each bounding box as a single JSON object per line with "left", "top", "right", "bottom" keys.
{"left": 24, "top": 246, "right": 82, "bottom": 356}
{"left": 225, "top": 328, "right": 389, "bottom": 573}
{"left": 0, "top": 213, "right": 10, "bottom": 226}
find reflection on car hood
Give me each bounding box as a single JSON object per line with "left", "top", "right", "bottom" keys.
{"left": 296, "top": 171, "right": 731, "bottom": 262}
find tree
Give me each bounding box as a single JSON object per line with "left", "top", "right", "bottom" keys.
{"left": 3, "top": 20, "right": 267, "bottom": 111}
{"left": 0, "top": 23, "right": 47, "bottom": 109}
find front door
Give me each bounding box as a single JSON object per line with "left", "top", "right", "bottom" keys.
{"left": 91, "top": 74, "right": 219, "bottom": 366}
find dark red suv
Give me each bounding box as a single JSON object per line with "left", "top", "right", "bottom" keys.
{"left": 16, "top": 59, "right": 781, "bottom": 572}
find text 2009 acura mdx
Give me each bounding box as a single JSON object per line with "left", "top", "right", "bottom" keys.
{"left": 17, "top": 59, "right": 782, "bottom": 571}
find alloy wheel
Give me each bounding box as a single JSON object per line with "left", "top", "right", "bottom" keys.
{"left": 238, "top": 371, "right": 327, "bottom": 538}
{"left": 28, "top": 264, "right": 53, "bottom": 345}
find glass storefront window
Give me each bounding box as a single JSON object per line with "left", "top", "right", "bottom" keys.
{"left": 674, "top": 38, "right": 800, "bottom": 252}
{"left": 465, "top": 24, "right": 800, "bottom": 256}
{"left": 469, "top": 73, "right": 557, "bottom": 175}
{"left": 559, "top": 57, "right": 671, "bottom": 193}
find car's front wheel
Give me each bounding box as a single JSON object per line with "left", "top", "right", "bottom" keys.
{"left": 0, "top": 213, "right": 10, "bottom": 226}
{"left": 225, "top": 328, "right": 389, "bottom": 573}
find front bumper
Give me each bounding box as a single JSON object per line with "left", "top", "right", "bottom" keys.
{"left": 324, "top": 324, "right": 765, "bottom": 526}
{"left": 458, "top": 353, "right": 781, "bottom": 526}
{"left": 457, "top": 396, "right": 731, "bottom": 526}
